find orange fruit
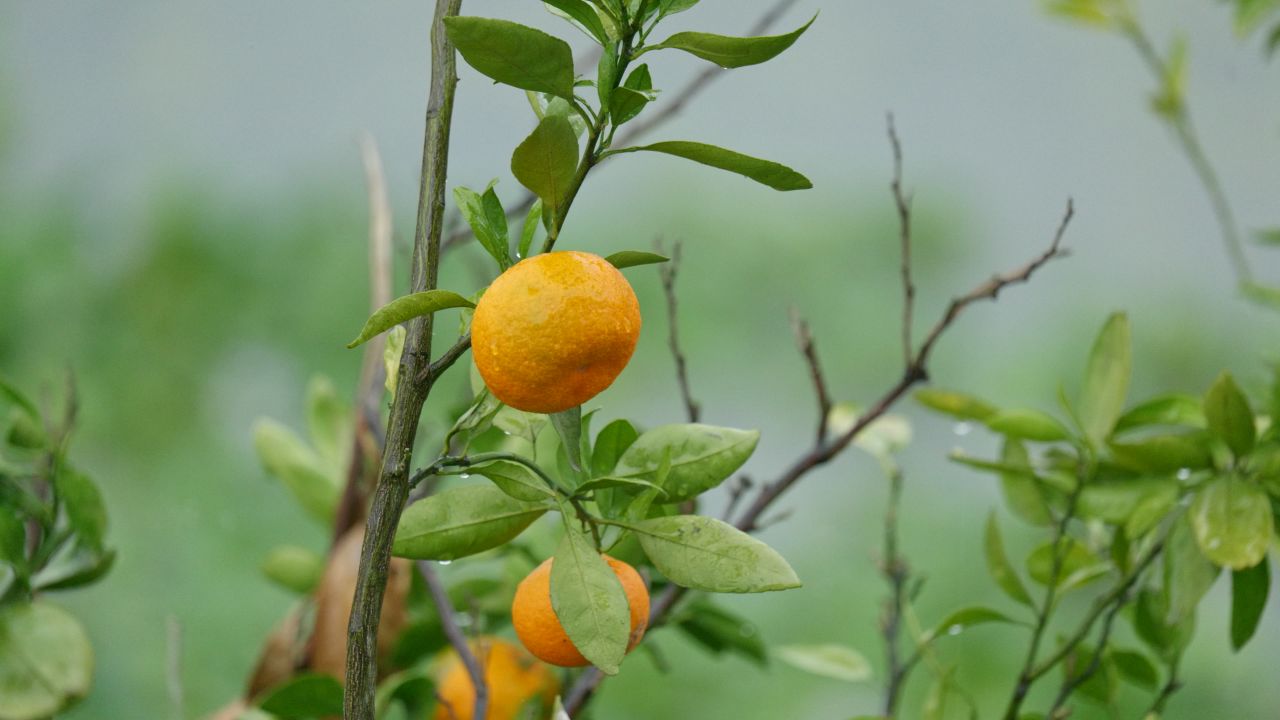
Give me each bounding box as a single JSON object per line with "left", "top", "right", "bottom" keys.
{"left": 511, "top": 555, "right": 649, "bottom": 667}
{"left": 470, "top": 251, "right": 641, "bottom": 414}
{"left": 432, "top": 637, "right": 559, "bottom": 720}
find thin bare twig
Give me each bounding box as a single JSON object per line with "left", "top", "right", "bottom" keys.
{"left": 418, "top": 561, "right": 487, "bottom": 720}
{"left": 789, "top": 309, "right": 832, "bottom": 444}
{"left": 658, "top": 238, "right": 700, "bottom": 423}
{"left": 880, "top": 467, "right": 910, "bottom": 717}
{"left": 888, "top": 115, "right": 915, "bottom": 366}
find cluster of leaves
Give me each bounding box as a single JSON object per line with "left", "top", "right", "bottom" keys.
{"left": 0, "top": 379, "right": 112, "bottom": 720}
{"left": 909, "top": 313, "right": 1277, "bottom": 716}
{"left": 1050, "top": 0, "right": 1280, "bottom": 56}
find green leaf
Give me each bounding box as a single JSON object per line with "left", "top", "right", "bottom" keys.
{"left": 1231, "top": 557, "right": 1270, "bottom": 651}
{"left": 985, "top": 513, "right": 1034, "bottom": 607}
{"left": 657, "top": 0, "right": 700, "bottom": 17}
{"left": 1150, "top": 36, "right": 1188, "bottom": 118}
{"left": 913, "top": 388, "right": 998, "bottom": 421}
{"left": 605, "top": 251, "right": 669, "bottom": 269}
{"left": 305, "top": 375, "right": 350, "bottom": 471}
{"left": 54, "top": 467, "right": 107, "bottom": 552}
{"left": 1113, "top": 394, "right": 1204, "bottom": 434}
{"left": 518, "top": 199, "right": 543, "bottom": 260}
{"left": 373, "top": 667, "right": 435, "bottom": 720}
{"left": 465, "top": 458, "right": 557, "bottom": 502}
{"left": 1079, "top": 313, "right": 1131, "bottom": 444}
{"left": 0, "top": 602, "right": 92, "bottom": 720}
{"left": 1165, "top": 514, "right": 1221, "bottom": 623}
{"left": 6, "top": 411, "right": 45, "bottom": 450}
{"left": 644, "top": 14, "right": 815, "bottom": 68}
{"left": 550, "top": 524, "right": 631, "bottom": 674}
{"left": 0, "top": 505, "right": 24, "bottom": 569}
{"left": 1045, "top": 0, "right": 1117, "bottom": 27}
{"left": 261, "top": 545, "right": 325, "bottom": 595}
{"left": 614, "top": 424, "right": 759, "bottom": 503}
{"left": 675, "top": 598, "right": 766, "bottom": 666}
{"left": 609, "top": 64, "right": 653, "bottom": 127}
{"left": 591, "top": 419, "right": 639, "bottom": 477}
{"left": 0, "top": 377, "right": 38, "bottom": 421}
{"left": 1026, "top": 537, "right": 1108, "bottom": 592}
{"left": 775, "top": 644, "right": 870, "bottom": 683}
{"left": 1078, "top": 477, "right": 1179, "bottom": 525}
{"left": 392, "top": 485, "right": 548, "bottom": 561}
{"left": 609, "top": 141, "right": 811, "bottom": 191}
{"left": 511, "top": 115, "right": 580, "bottom": 211}
{"left": 551, "top": 406, "right": 585, "bottom": 474}
{"left": 575, "top": 476, "right": 666, "bottom": 496}
{"left": 596, "top": 43, "right": 618, "bottom": 110}
{"left": 256, "top": 673, "right": 345, "bottom": 717}
{"left": 1190, "top": 476, "right": 1273, "bottom": 569}
{"left": 444, "top": 16, "right": 576, "bottom": 98}
{"left": 1111, "top": 648, "right": 1159, "bottom": 689}
{"left": 633, "top": 515, "right": 800, "bottom": 592}
{"left": 1108, "top": 432, "right": 1213, "bottom": 473}
{"left": 999, "top": 439, "right": 1052, "bottom": 526}
{"left": 346, "top": 290, "right": 475, "bottom": 348}
{"left": 1257, "top": 227, "right": 1280, "bottom": 245}
{"left": 1204, "top": 372, "right": 1256, "bottom": 458}
{"left": 384, "top": 325, "right": 406, "bottom": 400}
{"left": 543, "top": 0, "right": 609, "bottom": 44}
{"left": 31, "top": 545, "right": 116, "bottom": 592}
{"left": 985, "top": 409, "right": 1071, "bottom": 442}
{"left": 252, "top": 419, "right": 340, "bottom": 523}
{"left": 454, "top": 185, "right": 513, "bottom": 270}
{"left": 925, "top": 606, "right": 1023, "bottom": 642}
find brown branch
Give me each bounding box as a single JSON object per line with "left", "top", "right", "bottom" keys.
{"left": 658, "top": 238, "right": 700, "bottom": 423}
{"left": 790, "top": 309, "right": 831, "bottom": 444}
{"left": 343, "top": 1, "right": 463, "bottom": 717}
{"left": 888, "top": 114, "right": 915, "bottom": 366}
{"left": 418, "top": 561, "right": 487, "bottom": 720}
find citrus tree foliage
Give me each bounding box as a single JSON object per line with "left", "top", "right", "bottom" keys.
{"left": 902, "top": 313, "right": 1277, "bottom": 717}
{"left": 0, "top": 379, "right": 112, "bottom": 720}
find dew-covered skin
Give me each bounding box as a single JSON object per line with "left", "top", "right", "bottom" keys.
{"left": 471, "top": 251, "right": 641, "bottom": 414}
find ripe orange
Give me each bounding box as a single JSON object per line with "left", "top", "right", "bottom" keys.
{"left": 470, "top": 251, "right": 641, "bottom": 414}
{"left": 511, "top": 555, "right": 650, "bottom": 667}
{"left": 432, "top": 637, "right": 559, "bottom": 720}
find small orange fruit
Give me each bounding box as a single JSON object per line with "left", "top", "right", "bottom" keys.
{"left": 511, "top": 555, "right": 650, "bottom": 667}
{"left": 470, "top": 251, "right": 641, "bottom": 414}
{"left": 431, "top": 637, "right": 559, "bottom": 720}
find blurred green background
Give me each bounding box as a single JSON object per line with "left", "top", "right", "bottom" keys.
{"left": 3, "top": 1, "right": 1279, "bottom": 718}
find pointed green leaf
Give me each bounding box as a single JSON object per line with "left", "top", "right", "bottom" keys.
{"left": 913, "top": 388, "right": 998, "bottom": 421}
{"left": 543, "top": 0, "right": 609, "bottom": 44}
{"left": 454, "top": 185, "right": 512, "bottom": 270}
{"left": 591, "top": 419, "right": 639, "bottom": 477}
{"left": 575, "top": 476, "right": 666, "bottom": 496}
{"left": 605, "top": 251, "right": 669, "bottom": 269}
{"left": 634, "top": 515, "right": 800, "bottom": 592}
{"left": 518, "top": 199, "right": 543, "bottom": 259}
{"left": 775, "top": 644, "right": 870, "bottom": 683}
{"left": 608, "top": 64, "right": 653, "bottom": 127}
{"left": 512, "top": 115, "right": 580, "bottom": 211}
{"left": 550, "top": 524, "right": 631, "bottom": 674}
{"left": 257, "top": 673, "right": 345, "bottom": 717}
{"left": 252, "top": 419, "right": 340, "bottom": 522}
{"left": 985, "top": 513, "right": 1033, "bottom": 607}
{"left": 985, "top": 409, "right": 1071, "bottom": 442}
{"left": 1079, "top": 313, "right": 1131, "bottom": 444}
{"left": 609, "top": 141, "right": 811, "bottom": 191}
{"left": 614, "top": 424, "right": 758, "bottom": 503}
{"left": 392, "top": 485, "right": 548, "bottom": 561}
{"left": 1231, "top": 557, "right": 1270, "bottom": 651}
{"left": 347, "top": 290, "right": 475, "bottom": 348}
{"left": 464, "top": 459, "right": 557, "bottom": 502}
{"left": 644, "top": 15, "right": 815, "bottom": 68}
{"left": 1111, "top": 648, "right": 1159, "bottom": 689}
{"left": 1204, "top": 372, "right": 1256, "bottom": 458}
{"left": 675, "top": 598, "right": 767, "bottom": 666}
{"left": 1113, "top": 394, "right": 1204, "bottom": 434}
{"left": 999, "top": 439, "right": 1052, "bottom": 526}
{"left": 1026, "top": 537, "right": 1109, "bottom": 592}
{"left": 444, "top": 17, "right": 575, "bottom": 98}
{"left": 1108, "top": 432, "right": 1213, "bottom": 473}
{"left": 305, "top": 375, "right": 350, "bottom": 472}
{"left": 925, "top": 606, "right": 1023, "bottom": 642}
{"left": 551, "top": 406, "right": 584, "bottom": 474}
{"left": 1078, "top": 477, "right": 1179, "bottom": 525}
{"left": 1165, "top": 514, "right": 1221, "bottom": 623}
{"left": 54, "top": 467, "right": 107, "bottom": 552}
{"left": 260, "top": 545, "right": 325, "bottom": 595}
{"left": 1190, "top": 476, "right": 1272, "bottom": 569}
{"left": 0, "top": 602, "right": 92, "bottom": 720}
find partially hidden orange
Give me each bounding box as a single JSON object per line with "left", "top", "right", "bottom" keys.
{"left": 432, "top": 637, "right": 559, "bottom": 720}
